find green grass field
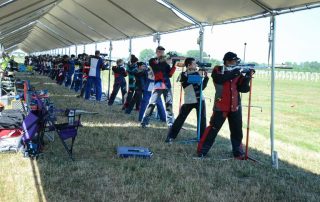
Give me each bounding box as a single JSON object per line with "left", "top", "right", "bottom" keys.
{"left": 0, "top": 71, "right": 319, "bottom": 201}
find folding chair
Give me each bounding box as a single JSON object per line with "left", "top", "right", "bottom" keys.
{"left": 21, "top": 111, "right": 41, "bottom": 159}
{"left": 28, "top": 96, "right": 54, "bottom": 144}
{"left": 22, "top": 94, "right": 52, "bottom": 158}
{"left": 48, "top": 109, "right": 82, "bottom": 160}
{"left": 25, "top": 92, "right": 83, "bottom": 160}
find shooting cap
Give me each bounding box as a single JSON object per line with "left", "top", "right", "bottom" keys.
{"left": 223, "top": 52, "right": 239, "bottom": 61}
{"left": 130, "top": 54, "right": 138, "bottom": 63}
{"left": 156, "top": 46, "right": 165, "bottom": 51}
{"left": 137, "top": 62, "right": 146, "bottom": 66}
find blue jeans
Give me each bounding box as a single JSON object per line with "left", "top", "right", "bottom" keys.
{"left": 65, "top": 73, "right": 73, "bottom": 87}
{"left": 85, "top": 77, "right": 102, "bottom": 101}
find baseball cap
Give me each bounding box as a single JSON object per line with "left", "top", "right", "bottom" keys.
{"left": 223, "top": 52, "right": 240, "bottom": 61}
{"left": 137, "top": 62, "right": 146, "bottom": 66}
{"left": 156, "top": 46, "right": 165, "bottom": 51}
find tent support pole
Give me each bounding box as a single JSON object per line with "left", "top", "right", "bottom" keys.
{"left": 270, "top": 15, "right": 278, "bottom": 169}
{"left": 199, "top": 26, "right": 204, "bottom": 63}
{"left": 107, "top": 41, "right": 113, "bottom": 99}
{"left": 155, "top": 32, "right": 161, "bottom": 45}
{"left": 129, "top": 38, "right": 132, "bottom": 57}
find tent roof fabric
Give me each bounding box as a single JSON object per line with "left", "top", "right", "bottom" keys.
{"left": 0, "top": 0, "right": 319, "bottom": 53}
{"left": 168, "top": 0, "right": 320, "bottom": 24}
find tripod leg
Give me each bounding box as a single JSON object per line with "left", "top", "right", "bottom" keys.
{"left": 245, "top": 71, "right": 254, "bottom": 160}
{"left": 178, "top": 66, "right": 184, "bottom": 112}
{"left": 197, "top": 79, "right": 203, "bottom": 142}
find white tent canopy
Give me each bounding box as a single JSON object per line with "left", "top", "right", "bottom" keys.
{"left": 0, "top": 0, "right": 193, "bottom": 53}
{"left": 1, "top": 0, "right": 320, "bottom": 53}
{"left": 166, "top": 0, "right": 320, "bottom": 24}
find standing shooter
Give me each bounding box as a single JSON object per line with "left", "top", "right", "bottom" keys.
{"left": 141, "top": 46, "right": 176, "bottom": 128}
{"left": 85, "top": 50, "right": 104, "bottom": 101}
{"left": 197, "top": 52, "right": 253, "bottom": 159}
{"left": 165, "top": 58, "right": 209, "bottom": 143}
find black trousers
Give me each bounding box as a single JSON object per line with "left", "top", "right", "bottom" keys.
{"left": 167, "top": 101, "right": 206, "bottom": 139}
{"left": 79, "top": 79, "right": 87, "bottom": 98}
{"left": 197, "top": 108, "right": 243, "bottom": 157}
{"left": 123, "top": 87, "right": 135, "bottom": 109}
{"left": 108, "top": 82, "right": 127, "bottom": 105}
{"left": 125, "top": 89, "right": 142, "bottom": 114}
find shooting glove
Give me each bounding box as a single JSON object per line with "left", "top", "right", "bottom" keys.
{"left": 232, "top": 69, "right": 241, "bottom": 77}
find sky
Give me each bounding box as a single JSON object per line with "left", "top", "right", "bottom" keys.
{"left": 13, "top": 7, "right": 320, "bottom": 64}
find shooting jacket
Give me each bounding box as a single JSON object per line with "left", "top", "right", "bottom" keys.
{"left": 149, "top": 57, "right": 176, "bottom": 90}
{"left": 133, "top": 68, "right": 147, "bottom": 91}
{"left": 212, "top": 65, "right": 251, "bottom": 112}
{"left": 126, "top": 63, "right": 137, "bottom": 89}
{"left": 89, "top": 56, "right": 104, "bottom": 78}
{"left": 179, "top": 70, "right": 209, "bottom": 104}
{"left": 112, "top": 65, "right": 127, "bottom": 84}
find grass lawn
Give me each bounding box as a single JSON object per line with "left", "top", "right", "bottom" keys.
{"left": 0, "top": 71, "right": 319, "bottom": 202}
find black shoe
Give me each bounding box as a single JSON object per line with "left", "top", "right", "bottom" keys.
{"left": 193, "top": 153, "right": 206, "bottom": 160}
{"left": 198, "top": 153, "right": 206, "bottom": 158}
{"left": 165, "top": 137, "right": 173, "bottom": 144}
{"left": 141, "top": 123, "right": 147, "bottom": 128}
{"left": 234, "top": 154, "right": 245, "bottom": 160}
{"left": 233, "top": 144, "right": 245, "bottom": 159}
{"left": 124, "top": 109, "right": 131, "bottom": 114}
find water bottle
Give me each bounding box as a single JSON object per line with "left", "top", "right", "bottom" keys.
{"left": 68, "top": 109, "right": 75, "bottom": 125}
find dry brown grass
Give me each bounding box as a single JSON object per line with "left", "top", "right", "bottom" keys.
{"left": 0, "top": 73, "right": 319, "bottom": 202}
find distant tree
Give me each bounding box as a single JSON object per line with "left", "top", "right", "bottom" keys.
{"left": 185, "top": 50, "right": 208, "bottom": 60}
{"left": 184, "top": 49, "right": 222, "bottom": 68}
{"left": 299, "top": 61, "right": 320, "bottom": 72}
{"left": 139, "top": 49, "right": 155, "bottom": 62}
{"left": 166, "top": 50, "right": 183, "bottom": 57}
{"left": 280, "top": 61, "right": 320, "bottom": 72}
{"left": 206, "top": 58, "right": 221, "bottom": 66}
{"left": 246, "top": 61, "right": 259, "bottom": 66}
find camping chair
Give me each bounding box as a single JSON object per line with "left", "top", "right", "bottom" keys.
{"left": 47, "top": 109, "right": 82, "bottom": 160}
{"left": 25, "top": 91, "right": 83, "bottom": 160}
{"left": 29, "top": 95, "right": 55, "bottom": 144}
{"left": 22, "top": 95, "right": 52, "bottom": 158}
{"left": 21, "top": 111, "right": 41, "bottom": 159}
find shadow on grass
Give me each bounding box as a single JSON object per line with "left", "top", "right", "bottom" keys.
{"left": 16, "top": 73, "right": 320, "bottom": 201}
{"left": 29, "top": 120, "right": 320, "bottom": 202}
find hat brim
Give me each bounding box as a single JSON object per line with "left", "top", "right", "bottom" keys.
{"left": 156, "top": 46, "right": 165, "bottom": 51}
